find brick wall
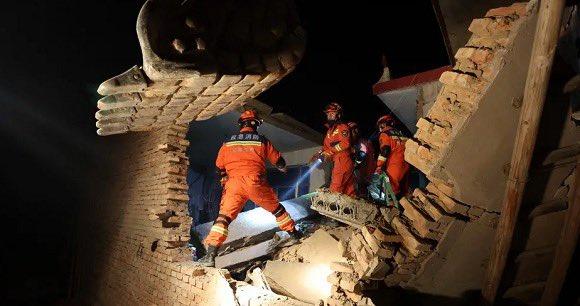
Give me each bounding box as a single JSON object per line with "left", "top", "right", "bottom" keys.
{"left": 406, "top": 1, "right": 537, "bottom": 211}
{"left": 78, "top": 125, "right": 224, "bottom": 305}
{"left": 80, "top": 125, "right": 221, "bottom": 305}
{"left": 78, "top": 124, "right": 306, "bottom": 305}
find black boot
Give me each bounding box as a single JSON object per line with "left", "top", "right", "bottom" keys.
{"left": 197, "top": 245, "right": 218, "bottom": 267}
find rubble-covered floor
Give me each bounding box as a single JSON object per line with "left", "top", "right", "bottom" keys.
{"left": 192, "top": 185, "right": 497, "bottom": 306}
{"left": 192, "top": 190, "right": 404, "bottom": 306}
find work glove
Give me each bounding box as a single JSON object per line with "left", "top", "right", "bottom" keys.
{"left": 309, "top": 151, "right": 322, "bottom": 164}
{"left": 319, "top": 151, "right": 332, "bottom": 162}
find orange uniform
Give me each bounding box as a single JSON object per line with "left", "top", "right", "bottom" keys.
{"left": 322, "top": 123, "right": 356, "bottom": 197}
{"left": 376, "top": 127, "right": 410, "bottom": 195}
{"left": 204, "top": 128, "right": 295, "bottom": 247}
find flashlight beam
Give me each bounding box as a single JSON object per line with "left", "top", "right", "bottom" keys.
{"left": 281, "top": 159, "right": 322, "bottom": 200}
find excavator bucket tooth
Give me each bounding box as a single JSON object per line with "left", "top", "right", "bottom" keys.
{"left": 97, "top": 65, "right": 148, "bottom": 96}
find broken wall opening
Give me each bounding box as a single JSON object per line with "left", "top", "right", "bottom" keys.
{"left": 78, "top": 123, "right": 316, "bottom": 305}
{"left": 185, "top": 110, "right": 323, "bottom": 261}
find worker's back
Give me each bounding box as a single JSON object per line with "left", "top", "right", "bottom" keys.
{"left": 379, "top": 127, "right": 407, "bottom": 163}
{"left": 216, "top": 130, "right": 281, "bottom": 177}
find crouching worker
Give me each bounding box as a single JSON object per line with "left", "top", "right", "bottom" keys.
{"left": 375, "top": 114, "right": 410, "bottom": 197}
{"left": 197, "top": 110, "right": 302, "bottom": 267}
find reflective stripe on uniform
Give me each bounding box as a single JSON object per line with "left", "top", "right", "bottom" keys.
{"left": 210, "top": 224, "right": 229, "bottom": 236}
{"left": 225, "top": 141, "right": 263, "bottom": 146}
{"left": 276, "top": 214, "right": 293, "bottom": 227}
{"left": 334, "top": 144, "right": 342, "bottom": 151}
{"left": 273, "top": 205, "right": 286, "bottom": 217}
{"left": 378, "top": 155, "right": 387, "bottom": 161}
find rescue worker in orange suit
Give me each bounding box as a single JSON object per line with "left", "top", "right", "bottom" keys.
{"left": 375, "top": 114, "right": 410, "bottom": 196}
{"left": 198, "top": 110, "right": 302, "bottom": 267}
{"left": 312, "top": 102, "right": 356, "bottom": 197}
{"left": 347, "top": 122, "right": 376, "bottom": 196}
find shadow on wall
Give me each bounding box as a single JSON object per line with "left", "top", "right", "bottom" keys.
{"left": 187, "top": 165, "right": 223, "bottom": 226}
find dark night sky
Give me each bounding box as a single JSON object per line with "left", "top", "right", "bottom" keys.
{"left": 0, "top": 0, "right": 447, "bottom": 303}
{"left": 263, "top": 0, "right": 450, "bottom": 137}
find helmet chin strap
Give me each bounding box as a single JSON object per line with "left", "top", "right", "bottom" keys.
{"left": 240, "top": 119, "right": 260, "bottom": 130}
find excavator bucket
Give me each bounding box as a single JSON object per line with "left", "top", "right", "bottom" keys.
{"left": 95, "top": 0, "right": 306, "bottom": 136}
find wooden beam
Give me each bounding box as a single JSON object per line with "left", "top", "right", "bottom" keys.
{"left": 540, "top": 160, "right": 580, "bottom": 305}
{"left": 481, "top": 0, "right": 566, "bottom": 303}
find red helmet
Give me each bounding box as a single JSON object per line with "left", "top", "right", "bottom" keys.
{"left": 238, "top": 109, "right": 262, "bottom": 126}
{"left": 377, "top": 114, "right": 396, "bottom": 127}
{"left": 323, "top": 102, "right": 343, "bottom": 114}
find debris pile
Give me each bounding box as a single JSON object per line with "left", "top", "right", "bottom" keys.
{"left": 193, "top": 3, "right": 533, "bottom": 303}
{"left": 284, "top": 180, "right": 499, "bottom": 305}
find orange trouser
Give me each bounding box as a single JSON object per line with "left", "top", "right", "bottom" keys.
{"left": 386, "top": 159, "right": 410, "bottom": 195}
{"left": 204, "top": 175, "right": 296, "bottom": 247}
{"left": 330, "top": 152, "right": 356, "bottom": 197}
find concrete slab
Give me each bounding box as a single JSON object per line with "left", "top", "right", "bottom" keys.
{"left": 195, "top": 196, "right": 312, "bottom": 245}
{"left": 203, "top": 270, "right": 238, "bottom": 306}
{"left": 263, "top": 260, "right": 333, "bottom": 304}
{"left": 310, "top": 191, "right": 380, "bottom": 228}
{"left": 215, "top": 239, "right": 274, "bottom": 269}
{"left": 297, "top": 229, "right": 347, "bottom": 265}
{"left": 406, "top": 219, "right": 495, "bottom": 297}
{"left": 233, "top": 281, "right": 311, "bottom": 306}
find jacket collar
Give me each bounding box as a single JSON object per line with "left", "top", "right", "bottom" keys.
{"left": 240, "top": 127, "right": 257, "bottom": 133}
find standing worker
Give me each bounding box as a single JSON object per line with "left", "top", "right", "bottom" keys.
{"left": 313, "top": 102, "right": 356, "bottom": 197}
{"left": 375, "top": 114, "right": 410, "bottom": 196}
{"left": 198, "top": 110, "right": 302, "bottom": 267}
{"left": 348, "top": 121, "right": 376, "bottom": 196}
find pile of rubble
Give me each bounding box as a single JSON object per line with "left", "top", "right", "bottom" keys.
{"left": 194, "top": 3, "right": 535, "bottom": 304}
{"left": 278, "top": 180, "right": 497, "bottom": 305}
{"left": 213, "top": 178, "right": 494, "bottom": 305}
{"left": 326, "top": 226, "right": 398, "bottom": 305}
